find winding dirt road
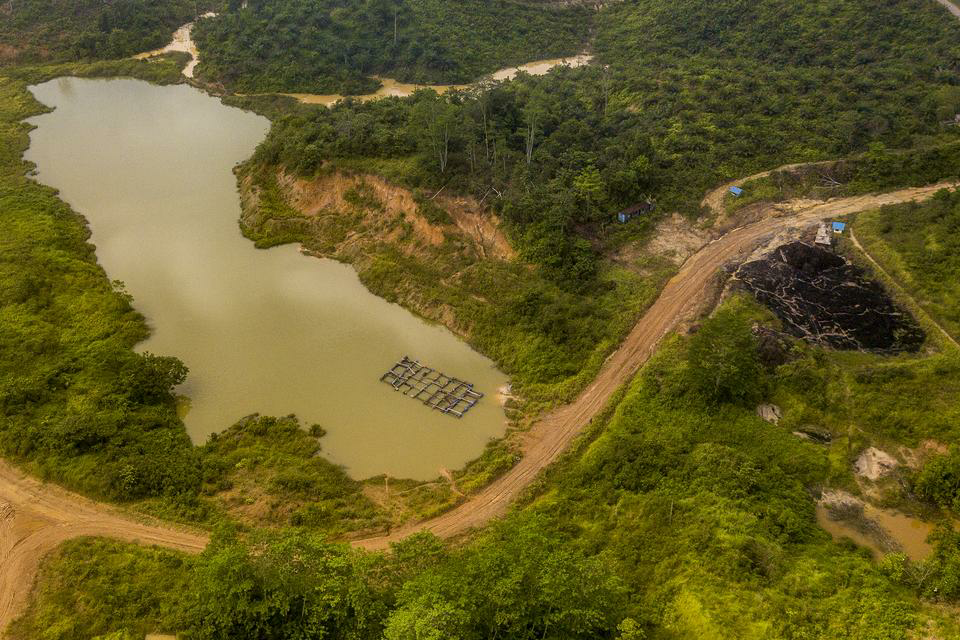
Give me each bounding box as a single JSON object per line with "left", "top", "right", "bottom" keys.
{"left": 353, "top": 180, "right": 959, "bottom": 550}
{"left": 0, "top": 462, "right": 207, "bottom": 633}
{"left": 0, "top": 182, "right": 956, "bottom": 633}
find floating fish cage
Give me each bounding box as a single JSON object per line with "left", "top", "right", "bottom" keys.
{"left": 380, "top": 356, "right": 483, "bottom": 418}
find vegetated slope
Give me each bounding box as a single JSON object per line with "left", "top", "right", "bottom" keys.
{"left": 855, "top": 188, "right": 960, "bottom": 339}
{"left": 15, "top": 294, "right": 960, "bottom": 639}
{"left": 248, "top": 0, "right": 960, "bottom": 301}
{"left": 0, "top": 0, "right": 203, "bottom": 64}
{"left": 192, "top": 0, "right": 592, "bottom": 93}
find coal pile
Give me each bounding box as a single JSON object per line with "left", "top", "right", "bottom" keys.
{"left": 736, "top": 242, "right": 924, "bottom": 352}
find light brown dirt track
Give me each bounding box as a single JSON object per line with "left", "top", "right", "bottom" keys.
{"left": 352, "top": 180, "right": 958, "bottom": 550}
{"left": 0, "top": 181, "right": 956, "bottom": 634}
{"left": 0, "top": 461, "right": 207, "bottom": 634}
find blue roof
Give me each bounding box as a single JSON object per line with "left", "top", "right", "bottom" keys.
{"left": 729, "top": 186, "right": 743, "bottom": 196}
{"left": 832, "top": 222, "right": 846, "bottom": 231}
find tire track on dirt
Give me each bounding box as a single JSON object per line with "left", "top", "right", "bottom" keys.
{"left": 0, "top": 461, "right": 207, "bottom": 635}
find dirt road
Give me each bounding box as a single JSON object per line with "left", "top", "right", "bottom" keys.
{"left": 353, "top": 181, "right": 958, "bottom": 551}
{"left": 0, "top": 182, "right": 955, "bottom": 633}
{"left": 935, "top": 0, "right": 960, "bottom": 19}
{"left": 0, "top": 461, "right": 208, "bottom": 634}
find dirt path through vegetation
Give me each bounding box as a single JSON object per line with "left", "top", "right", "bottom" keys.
{"left": 353, "top": 181, "right": 958, "bottom": 551}
{"left": 0, "top": 182, "right": 955, "bottom": 631}
{"left": 0, "top": 461, "right": 207, "bottom": 634}
{"left": 934, "top": 0, "right": 960, "bottom": 19}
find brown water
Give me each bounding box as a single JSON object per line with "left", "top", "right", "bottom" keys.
{"left": 816, "top": 504, "right": 935, "bottom": 561}
{"left": 25, "top": 77, "right": 508, "bottom": 480}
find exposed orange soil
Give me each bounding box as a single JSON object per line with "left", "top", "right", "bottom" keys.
{"left": 279, "top": 170, "right": 515, "bottom": 260}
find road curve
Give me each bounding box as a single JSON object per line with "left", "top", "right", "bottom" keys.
{"left": 935, "top": 0, "right": 960, "bottom": 19}
{"left": 0, "top": 183, "right": 955, "bottom": 634}
{"left": 0, "top": 461, "right": 208, "bottom": 634}
{"left": 352, "top": 181, "right": 959, "bottom": 551}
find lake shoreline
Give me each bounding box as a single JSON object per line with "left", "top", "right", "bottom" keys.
{"left": 25, "top": 76, "right": 508, "bottom": 482}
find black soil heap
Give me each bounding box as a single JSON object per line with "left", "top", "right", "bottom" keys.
{"left": 736, "top": 242, "right": 924, "bottom": 352}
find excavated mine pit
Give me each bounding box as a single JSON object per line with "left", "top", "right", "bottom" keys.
{"left": 735, "top": 242, "right": 924, "bottom": 352}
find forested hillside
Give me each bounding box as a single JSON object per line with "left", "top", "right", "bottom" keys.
{"left": 236, "top": 0, "right": 960, "bottom": 407}
{"left": 244, "top": 0, "right": 960, "bottom": 288}
{"left": 0, "top": 0, "right": 204, "bottom": 63}
{"left": 192, "top": 0, "right": 592, "bottom": 93}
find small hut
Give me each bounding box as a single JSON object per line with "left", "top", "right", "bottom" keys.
{"left": 616, "top": 200, "right": 655, "bottom": 224}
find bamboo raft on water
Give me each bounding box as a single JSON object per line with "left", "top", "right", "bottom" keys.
{"left": 380, "top": 356, "right": 483, "bottom": 418}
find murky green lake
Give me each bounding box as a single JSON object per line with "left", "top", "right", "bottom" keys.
{"left": 26, "top": 77, "right": 507, "bottom": 480}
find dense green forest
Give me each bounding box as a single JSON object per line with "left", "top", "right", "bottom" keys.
{"left": 192, "top": 0, "right": 591, "bottom": 93}
{"left": 242, "top": 0, "right": 960, "bottom": 293}
{"left": 0, "top": 0, "right": 206, "bottom": 64}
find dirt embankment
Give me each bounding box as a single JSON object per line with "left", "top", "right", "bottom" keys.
{"left": 0, "top": 461, "right": 207, "bottom": 633}
{"left": 274, "top": 171, "right": 514, "bottom": 261}
{"left": 240, "top": 168, "right": 515, "bottom": 336}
